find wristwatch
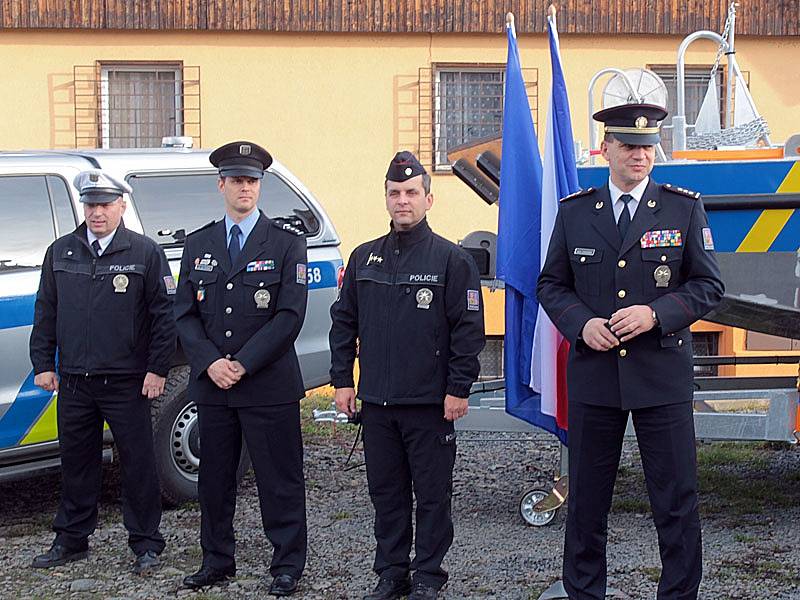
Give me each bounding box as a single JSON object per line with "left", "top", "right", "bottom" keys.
{"left": 651, "top": 309, "right": 659, "bottom": 326}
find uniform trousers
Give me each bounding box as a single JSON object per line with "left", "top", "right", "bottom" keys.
{"left": 54, "top": 372, "right": 165, "bottom": 555}
{"left": 196, "top": 402, "right": 307, "bottom": 579}
{"left": 361, "top": 402, "right": 457, "bottom": 590}
{"left": 564, "top": 400, "right": 702, "bottom": 600}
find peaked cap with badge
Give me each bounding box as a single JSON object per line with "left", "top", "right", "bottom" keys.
{"left": 74, "top": 169, "right": 132, "bottom": 204}
{"left": 593, "top": 102, "right": 668, "bottom": 146}
{"left": 386, "top": 150, "right": 427, "bottom": 182}
{"left": 209, "top": 141, "right": 273, "bottom": 179}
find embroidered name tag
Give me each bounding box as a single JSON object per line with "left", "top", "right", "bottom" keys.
{"left": 640, "top": 230, "right": 682, "bottom": 248}
{"left": 573, "top": 247, "right": 596, "bottom": 256}
{"left": 247, "top": 259, "right": 275, "bottom": 272}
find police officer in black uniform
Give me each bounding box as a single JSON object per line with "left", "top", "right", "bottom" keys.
{"left": 537, "top": 104, "right": 724, "bottom": 600}
{"left": 174, "top": 141, "right": 308, "bottom": 596}
{"left": 330, "top": 152, "right": 485, "bottom": 600}
{"left": 29, "top": 169, "right": 176, "bottom": 575}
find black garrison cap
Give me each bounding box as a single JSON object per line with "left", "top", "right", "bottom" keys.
{"left": 386, "top": 151, "right": 427, "bottom": 182}
{"left": 209, "top": 141, "right": 273, "bottom": 179}
{"left": 593, "top": 103, "right": 668, "bottom": 146}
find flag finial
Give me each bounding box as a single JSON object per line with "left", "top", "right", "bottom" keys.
{"left": 506, "top": 12, "right": 515, "bottom": 28}
{"left": 548, "top": 4, "right": 557, "bottom": 18}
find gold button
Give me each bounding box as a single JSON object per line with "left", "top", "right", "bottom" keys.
{"left": 580, "top": 256, "right": 586, "bottom": 263}
{"left": 225, "top": 330, "right": 232, "bottom": 338}
{"left": 225, "top": 307, "right": 232, "bottom": 314}
{"left": 619, "top": 348, "right": 627, "bottom": 357}
{"left": 226, "top": 282, "right": 234, "bottom": 290}
{"left": 661, "top": 255, "right": 667, "bottom": 262}
{"left": 618, "top": 289, "right": 626, "bottom": 298}
{"left": 618, "top": 260, "right": 626, "bottom": 268}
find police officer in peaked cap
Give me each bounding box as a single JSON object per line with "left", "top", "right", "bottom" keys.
{"left": 174, "top": 141, "right": 308, "bottom": 596}
{"left": 29, "top": 169, "right": 176, "bottom": 575}
{"left": 537, "top": 104, "right": 724, "bottom": 599}
{"left": 329, "top": 151, "right": 485, "bottom": 600}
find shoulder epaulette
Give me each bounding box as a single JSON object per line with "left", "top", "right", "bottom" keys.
{"left": 663, "top": 183, "right": 700, "bottom": 200}
{"left": 560, "top": 187, "right": 595, "bottom": 202}
{"left": 271, "top": 218, "right": 305, "bottom": 236}
{"left": 187, "top": 220, "right": 216, "bottom": 236}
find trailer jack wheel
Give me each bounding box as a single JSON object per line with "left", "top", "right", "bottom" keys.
{"left": 519, "top": 488, "right": 558, "bottom": 527}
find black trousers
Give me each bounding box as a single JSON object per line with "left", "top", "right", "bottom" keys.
{"left": 54, "top": 373, "right": 165, "bottom": 556}
{"left": 196, "top": 402, "right": 307, "bottom": 578}
{"left": 361, "top": 402, "right": 457, "bottom": 590}
{"left": 564, "top": 401, "right": 702, "bottom": 600}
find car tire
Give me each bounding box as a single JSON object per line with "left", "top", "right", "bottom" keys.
{"left": 150, "top": 365, "right": 251, "bottom": 507}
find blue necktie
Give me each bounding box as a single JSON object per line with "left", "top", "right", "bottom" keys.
{"left": 228, "top": 224, "right": 241, "bottom": 264}
{"left": 618, "top": 194, "right": 633, "bottom": 240}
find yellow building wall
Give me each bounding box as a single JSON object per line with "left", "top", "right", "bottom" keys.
{"left": 1, "top": 30, "right": 799, "bottom": 260}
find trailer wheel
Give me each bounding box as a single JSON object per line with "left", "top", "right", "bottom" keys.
{"left": 151, "top": 366, "right": 251, "bottom": 507}
{"left": 519, "top": 487, "right": 558, "bottom": 527}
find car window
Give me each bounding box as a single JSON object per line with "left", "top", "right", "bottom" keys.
{"left": 128, "top": 172, "right": 320, "bottom": 246}
{"left": 47, "top": 175, "right": 77, "bottom": 235}
{"left": 0, "top": 176, "right": 57, "bottom": 271}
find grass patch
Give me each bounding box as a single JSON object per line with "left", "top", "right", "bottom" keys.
{"left": 640, "top": 566, "right": 660, "bottom": 583}
{"left": 611, "top": 497, "right": 651, "bottom": 514}
{"left": 697, "top": 442, "right": 799, "bottom": 518}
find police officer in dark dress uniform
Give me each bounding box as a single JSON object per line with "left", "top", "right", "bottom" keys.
{"left": 537, "top": 104, "right": 725, "bottom": 600}
{"left": 29, "top": 170, "right": 176, "bottom": 575}
{"left": 329, "top": 152, "right": 485, "bottom": 600}
{"left": 174, "top": 141, "right": 308, "bottom": 596}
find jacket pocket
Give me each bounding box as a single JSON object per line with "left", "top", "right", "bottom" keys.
{"left": 188, "top": 270, "right": 219, "bottom": 314}
{"left": 570, "top": 249, "right": 603, "bottom": 296}
{"left": 241, "top": 272, "right": 282, "bottom": 317}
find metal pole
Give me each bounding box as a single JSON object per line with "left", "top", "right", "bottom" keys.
{"left": 726, "top": 5, "right": 736, "bottom": 128}
{"left": 674, "top": 30, "right": 727, "bottom": 153}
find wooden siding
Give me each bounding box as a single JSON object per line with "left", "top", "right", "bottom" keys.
{"left": 1, "top": 1, "right": 798, "bottom": 36}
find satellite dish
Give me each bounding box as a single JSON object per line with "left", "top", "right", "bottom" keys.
{"left": 602, "top": 68, "right": 668, "bottom": 109}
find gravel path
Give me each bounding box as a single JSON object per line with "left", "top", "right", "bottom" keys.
{"left": 1, "top": 408, "right": 799, "bottom": 599}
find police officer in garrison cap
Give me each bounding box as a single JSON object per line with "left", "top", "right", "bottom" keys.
{"left": 330, "top": 151, "right": 485, "bottom": 600}
{"left": 537, "top": 103, "right": 724, "bottom": 600}
{"left": 174, "top": 141, "right": 308, "bottom": 596}
{"left": 29, "top": 169, "right": 176, "bottom": 575}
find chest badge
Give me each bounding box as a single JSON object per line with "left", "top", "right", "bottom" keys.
{"left": 112, "top": 274, "right": 129, "bottom": 293}
{"left": 654, "top": 265, "right": 672, "bottom": 288}
{"left": 416, "top": 287, "right": 433, "bottom": 309}
{"left": 254, "top": 289, "right": 271, "bottom": 309}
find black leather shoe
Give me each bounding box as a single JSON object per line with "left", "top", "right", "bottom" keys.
{"left": 408, "top": 582, "right": 438, "bottom": 600}
{"left": 31, "top": 544, "right": 88, "bottom": 568}
{"left": 269, "top": 573, "right": 299, "bottom": 596}
{"left": 132, "top": 550, "right": 160, "bottom": 575}
{"left": 363, "top": 576, "right": 412, "bottom": 600}
{"left": 182, "top": 565, "right": 236, "bottom": 588}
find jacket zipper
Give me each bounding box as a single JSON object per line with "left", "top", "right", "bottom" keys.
{"left": 382, "top": 244, "right": 401, "bottom": 405}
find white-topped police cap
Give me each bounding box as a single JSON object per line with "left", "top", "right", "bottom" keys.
{"left": 73, "top": 169, "right": 132, "bottom": 204}
{"left": 209, "top": 140, "right": 273, "bottom": 179}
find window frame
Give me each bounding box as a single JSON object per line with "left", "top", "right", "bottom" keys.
{"left": 98, "top": 61, "right": 184, "bottom": 149}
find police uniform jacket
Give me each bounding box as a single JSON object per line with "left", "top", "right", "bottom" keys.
{"left": 174, "top": 212, "right": 308, "bottom": 407}
{"left": 329, "top": 219, "right": 485, "bottom": 405}
{"left": 30, "top": 222, "right": 176, "bottom": 377}
{"left": 536, "top": 180, "right": 724, "bottom": 410}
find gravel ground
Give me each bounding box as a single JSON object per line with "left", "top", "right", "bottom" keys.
{"left": 1, "top": 399, "right": 799, "bottom": 600}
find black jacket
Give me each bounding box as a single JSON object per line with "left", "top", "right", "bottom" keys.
{"left": 174, "top": 212, "right": 308, "bottom": 407}
{"left": 536, "top": 180, "right": 724, "bottom": 410}
{"left": 30, "top": 222, "right": 176, "bottom": 377}
{"left": 330, "top": 219, "right": 485, "bottom": 405}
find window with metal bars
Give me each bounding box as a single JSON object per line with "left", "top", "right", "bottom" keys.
{"left": 73, "top": 62, "right": 201, "bottom": 149}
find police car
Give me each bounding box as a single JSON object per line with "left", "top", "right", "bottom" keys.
{"left": 0, "top": 147, "right": 343, "bottom": 505}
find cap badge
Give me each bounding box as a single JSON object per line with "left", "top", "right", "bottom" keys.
{"left": 635, "top": 116, "right": 648, "bottom": 129}
{"left": 404, "top": 167, "right": 413, "bottom": 176}
{"left": 239, "top": 144, "right": 251, "bottom": 156}
{"left": 89, "top": 173, "right": 99, "bottom": 182}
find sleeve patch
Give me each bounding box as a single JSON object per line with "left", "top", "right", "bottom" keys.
{"left": 467, "top": 289, "right": 480, "bottom": 311}
{"left": 296, "top": 263, "right": 307, "bottom": 284}
{"left": 702, "top": 227, "right": 715, "bottom": 251}
{"left": 163, "top": 275, "right": 177, "bottom": 295}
